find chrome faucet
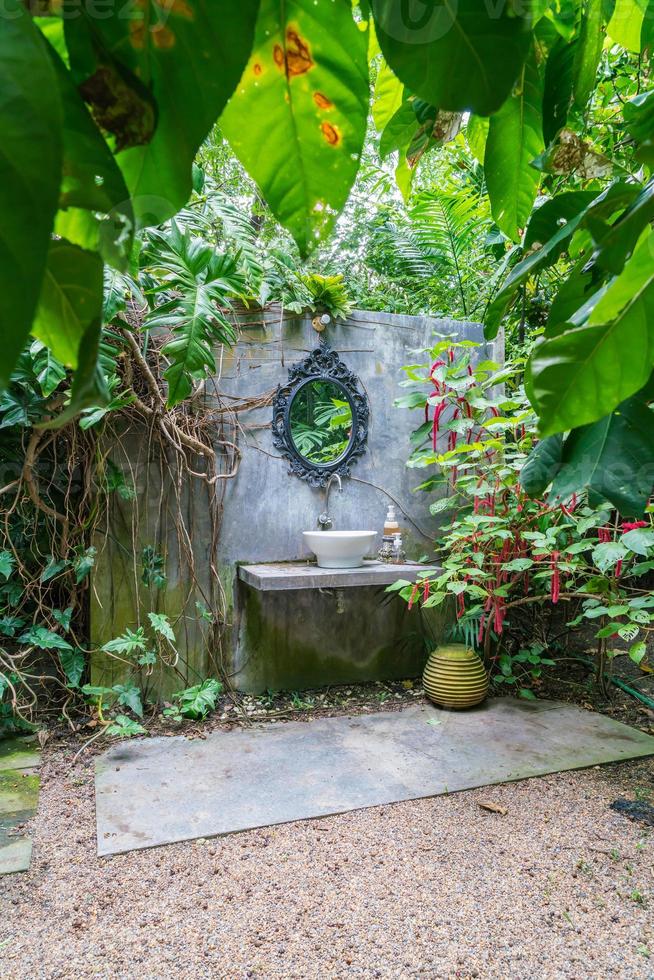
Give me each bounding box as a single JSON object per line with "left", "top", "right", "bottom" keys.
{"left": 318, "top": 473, "right": 342, "bottom": 530}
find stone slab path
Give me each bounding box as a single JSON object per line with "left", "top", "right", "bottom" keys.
{"left": 0, "top": 736, "right": 41, "bottom": 875}
{"left": 95, "top": 697, "right": 654, "bottom": 856}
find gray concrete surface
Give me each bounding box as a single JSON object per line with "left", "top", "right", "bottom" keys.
{"left": 95, "top": 698, "right": 654, "bottom": 856}
{"left": 91, "top": 309, "right": 500, "bottom": 693}
{"left": 238, "top": 560, "right": 438, "bottom": 590}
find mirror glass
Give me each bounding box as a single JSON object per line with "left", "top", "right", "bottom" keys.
{"left": 288, "top": 379, "right": 354, "bottom": 466}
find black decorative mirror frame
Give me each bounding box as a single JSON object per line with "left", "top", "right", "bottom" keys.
{"left": 272, "top": 342, "right": 370, "bottom": 487}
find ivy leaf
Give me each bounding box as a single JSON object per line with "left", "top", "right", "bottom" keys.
{"left": 371, "top": 0, "right": 534, "bottom": 116}
{"left": 41, "top": 557, "right": 69, "bottom": 583}
{"left": 106, "top": 714, "right": 146, "bottom": 738}
{"left": 59, "top": 649, "right": 85, "bottom": 688}
{"left": 52, "top": 607, "right": 73, "bottom": 632}
{"left": 101, "top": 627, "right": 147, "bottom": 657}
{"left": 147, "top": 612, "right": 175, "bottom": 644}
{"left": 74, "top": 547, "right": 97, "bottom": 584}
{"left": 485, "top": 51, "right": 544, "bottom": 241}
{"left": 220, "top": 0, "right": 369, "bottom": 256}
{"left": 112, "top": 684, "right": 144, "bottom": 719}
{"left": 18, "top": 626, "right": 74, "bottom": 652}
{"left": 0, "top": 616, "right": 25, "bottom": 638}
{"left": 0, "top": 2, "right": 63, "bottom": 389}
{"left": 172, "top": 678, "right": 222, "bottom": 720}
{"left": 0, "top": 551, "right": 15, "bottom": 583}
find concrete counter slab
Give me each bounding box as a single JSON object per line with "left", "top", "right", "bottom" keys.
{"left": 238, "top": 560, "right": 440, "bottom": 591}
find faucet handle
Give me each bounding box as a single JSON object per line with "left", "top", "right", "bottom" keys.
{"left": 318, "top": 512, "right": 333, "bottom": 530}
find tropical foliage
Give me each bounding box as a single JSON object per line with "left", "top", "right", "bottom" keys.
{"left": 3, "top": 0, "right": 653, "bottom": 506}
{"left": 390, "top": 341, "right": 654, "bottom": 691}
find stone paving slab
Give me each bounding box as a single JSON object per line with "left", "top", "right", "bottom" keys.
{"left": 0, "top": 736, "right": 41, "bottom": 772}
{"left": 0, "top": 737, "right": 41, "bottom": 875}
{"left": 95, "top": 697, "right": 654, "bottom": 857}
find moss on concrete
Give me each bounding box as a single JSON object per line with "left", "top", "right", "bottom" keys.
{"left": 234, "top": 584, "right": 435, "bottom": 693}
{"left": 0, "top": 771, "right": 40, "bottom": 816}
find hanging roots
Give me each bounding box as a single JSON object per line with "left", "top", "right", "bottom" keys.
{"left": 0, "top": 320, "right": 274, "bottom": 730}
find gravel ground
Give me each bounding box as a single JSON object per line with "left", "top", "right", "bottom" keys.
{"left": 1, "top": 739, "right": 653, "bottom": 979}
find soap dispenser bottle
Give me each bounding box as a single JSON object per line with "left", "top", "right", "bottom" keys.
{"left": 384, "top": 504, "right": 400, "bottom": 537}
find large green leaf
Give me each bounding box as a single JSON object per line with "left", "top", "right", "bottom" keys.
{"left": 485, "top": 182, "right": 640, "bottom": 337}
{"left": 523, "top": 191, "right": 598, "bottom": 249}
{"left": 220, "top": 0, "right": 369, "bottom": 256}
{"left": 520, "top": 434, "right": 564, "bottom": 496}
{"left": 372, "top": 57, "right": 404, "bottom": 132}
{"left": 543, "top": 36, "right": 576, "bottom": 145}
{"left": 379, "top": 101, "right": 418, "bottom": 160}
{"left": 0, "top": 4, "right": 62, "bottom": 389}
{"left": 46, "top": 45, "right": 133, "bottom": 269}
{"left": 624, "top": 91, "right": 654, "bottom": 168}
{"left": 143, "top": 223, "right": 242, "bottom": 405}
{"left": 59, "top": 649, "right": 85, "bottom": 688}
{"left": 586, "top": 179, "right": 654, "bottom": 275}
{"left": 548, "top": 390, "right": 654, "bottom": 515}
{"left": 608, "top": 0, "right": 647, "bottom": 50}
{"left": 371, "top": 0, "right": 535, "bottom": 116}
{"left": 32, "top": 240, "right": 104, "bottom": 368}
{"left": 572, "top": 0, "right": 605, "bottom": 109}
{"left": 66, "top": 0, "right": 260, "bottom": 226}
{"left": 485, "top": 52, "right": 544, "bottom": 241}
{"left": 529, "top": 231, "right": 654, "bottom": 434}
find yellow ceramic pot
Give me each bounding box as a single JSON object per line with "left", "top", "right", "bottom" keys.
{"left": 422, "top": 643, "right": 488, "bottom": 709}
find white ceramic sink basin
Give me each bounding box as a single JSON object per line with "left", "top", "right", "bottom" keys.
{"left": 303, "top": 530, "right": 377, "bottom": 568}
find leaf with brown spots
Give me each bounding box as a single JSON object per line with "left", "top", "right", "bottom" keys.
{"left": 220, "top": 0, "right": 369, "bottom": 256}
{"left": 65, "top": 0, "right": 259, "bottom": 227}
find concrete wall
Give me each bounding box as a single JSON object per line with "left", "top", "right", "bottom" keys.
{"left": 91, "top": 309, "right": 500, "bottom": 695}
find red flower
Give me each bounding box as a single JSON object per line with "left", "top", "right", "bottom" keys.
{"left": 550, "top": 551, "right": 560, "bottom": 604}
{"left": 431, "top": 400, "right": 447, "bottom": 449}
{"left": 621, "top": 521, "right": 648, "bottom": 532}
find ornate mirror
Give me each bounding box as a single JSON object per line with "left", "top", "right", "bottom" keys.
{"left": 272, "top": 344, "right": 369, "bottom": 486}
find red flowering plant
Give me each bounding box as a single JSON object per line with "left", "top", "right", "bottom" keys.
{"left": 389, "top": 340, "right": 654, "bottom": 695}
